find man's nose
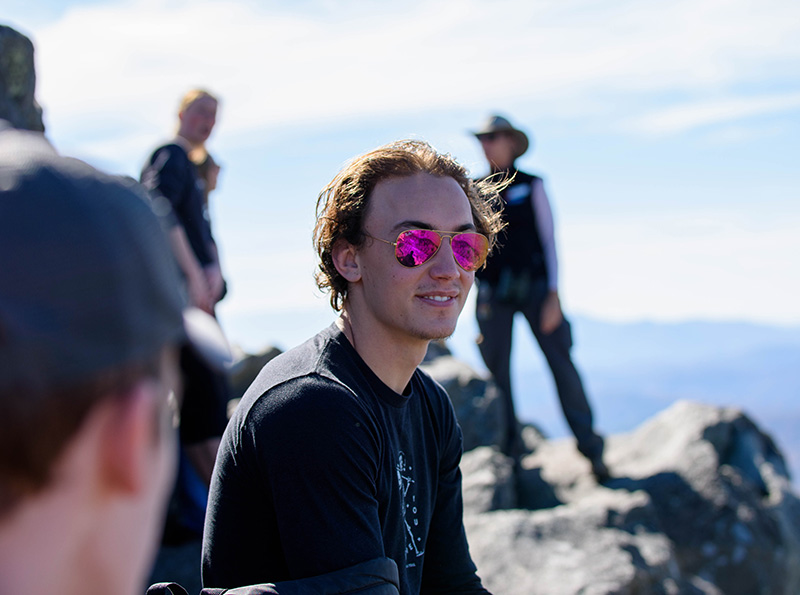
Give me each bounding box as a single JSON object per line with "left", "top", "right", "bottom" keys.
{"left": 429, "top": 236, "right": 460, "bottom": 278}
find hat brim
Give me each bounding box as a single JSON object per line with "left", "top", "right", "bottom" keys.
{"left": 509, "top": 130, "right": 529, "bottom": 159}
{"left": 472, "top": 128, "right": 529, "bottom": 159}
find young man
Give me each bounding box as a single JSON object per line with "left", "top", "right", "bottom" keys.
{"left": 0, "top": 123, "right": 228, "bottom": 595}
{"left": 203, "top": 140, "right": 504, "bottom": 594}
{"left": 141, "top": 90, "right": 231, "bottom": 547}
{"left": 141, "top": 89, "right": 224, "bottom": 314}
{"left": 471, "top": 114, "right": 608, "bottom": 480}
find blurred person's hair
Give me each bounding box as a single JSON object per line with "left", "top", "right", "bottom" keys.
{"left": 189, "top": 147, "right": 221, "bottom": 205}
{"left": 313, "top": 139, "right": 506, "bottom": 311}
{"left": 178, "top": 88, "right": 218, "bottom": 116}
{"left": 0, "top": 356, "right": 163, "bottom": 518}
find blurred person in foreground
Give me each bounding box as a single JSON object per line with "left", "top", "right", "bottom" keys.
{"left": 202, "top": 140, "right": 504, "bottom": 593}
{"left": 471, "top": 114, "right": 608, "bottom": 481}
{"left": 0, "top": 122, "right": 228, "bottom": 595}
{"left": 140, "top": 89, "right": 231, "bottom": 547}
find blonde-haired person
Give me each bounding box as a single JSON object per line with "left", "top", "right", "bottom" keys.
{"left": 140, "top": 91, "right": 231, "bottom": 579}
{"left": 142, "top": 89, "right": 223, "bottom": 312}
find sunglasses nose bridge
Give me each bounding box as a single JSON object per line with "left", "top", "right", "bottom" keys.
{"left": 439, "top": 231, "right": 460, "bottom": 246}
{"left": 429, "top": 233, "right": 461, "bottom": 270}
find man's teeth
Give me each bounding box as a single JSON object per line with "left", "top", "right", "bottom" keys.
{"left": 426, "top": 295, "right": 451, "bottom": 301}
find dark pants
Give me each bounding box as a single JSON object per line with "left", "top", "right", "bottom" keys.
{"left": 476, "top": 279, "right": 603, "bottom": 460}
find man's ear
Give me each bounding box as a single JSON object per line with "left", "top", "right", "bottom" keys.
{"left": 99, "top": 382, "right": 159, "bottom": 495}
{"left": 331, "top": 239, "right": 362, "bottom": 283}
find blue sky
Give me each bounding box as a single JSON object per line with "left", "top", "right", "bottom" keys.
{"left": 5, "top": 0, "right": 799, "bottom": 353}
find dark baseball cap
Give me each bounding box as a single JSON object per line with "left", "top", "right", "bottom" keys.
{"left": 0, "top": 124, "right": 231, "bottom": 393}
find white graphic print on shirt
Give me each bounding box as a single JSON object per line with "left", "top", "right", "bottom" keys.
{"left": 397, "top": 450, "right": 424, "bottom": 567}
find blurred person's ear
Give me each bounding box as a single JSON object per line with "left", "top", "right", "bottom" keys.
{"left": 99, "top": 382, "right": 162, "bottom": 495}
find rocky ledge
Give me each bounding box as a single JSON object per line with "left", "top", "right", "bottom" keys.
{"left": 423, "top": 352, "right": 800, "bottom": 595}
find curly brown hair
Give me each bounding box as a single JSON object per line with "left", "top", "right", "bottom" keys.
{"left": 313, "top": 139, "right": 506, "bottom": 311}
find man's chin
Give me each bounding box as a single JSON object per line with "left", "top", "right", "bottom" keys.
{"left": 416, "top": 323, "right": 457, "bottom": 342}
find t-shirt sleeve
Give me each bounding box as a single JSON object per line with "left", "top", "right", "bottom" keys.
{"left": 420, "top": 382, "right": 492, "bottom": 594}
{"left": 140, "top": 146, "right": 184, "bottom": 228}
{"left": 203, "top": 374, "right": 387, "bottom": 587}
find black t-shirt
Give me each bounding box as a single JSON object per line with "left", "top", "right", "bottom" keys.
{"left": 202, "top": 324, "right": 489, "bottom": 594}
{"left": 140, "top": 143, "right": 214, "bottom": 266}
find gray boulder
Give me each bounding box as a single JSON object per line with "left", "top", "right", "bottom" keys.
{"left": 420, "top": 353, "right": 508, "bottom": 451}
{"left": 424, "top": 354, "right": 800, "bottom": 595}
{"left": 456, "top": 400, "right": 800, "bottom": 594}
{"left": 0, "top": 25, "right": 45, "bottom": 132}
{"left": 420, "top": 348, "right": 545, "bottom": 454}
{"left": 464, "top": 488, "right": 692, "bottom": 595}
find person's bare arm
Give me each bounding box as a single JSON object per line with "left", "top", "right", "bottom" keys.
{"left": 168, "top": 226, "right": 212, "bottom": 313}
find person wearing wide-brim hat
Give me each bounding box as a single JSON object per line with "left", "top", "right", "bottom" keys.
{"left": 471, "top": 113, "right": 609, "bottom": 482}
{"left": 472, "top": 114, "right": 530, "bottom": 163}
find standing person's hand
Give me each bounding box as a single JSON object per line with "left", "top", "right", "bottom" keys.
{"left": 540, "top": 291, "right": 563, "bottom": 334}
{"left": 187, "top": 268, "right": 214, "bottom": 314}
{"left": 205, "top": 262, "right": 225, "bottom": 303}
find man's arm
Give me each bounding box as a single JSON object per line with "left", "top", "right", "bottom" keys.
{"left": 532, "top": 178, "right": 563, "bottom": 334}
{"left": 203, "top": 376, "right": 387, "bottom": 588}
{"left": 142, "top": 146, "right": 213, "bottom": 312}
{"left": 169, "top": 226, "right": 213, "bottom": 313}
{"left": 204, "top": 240, "right": 226, "bottom": 304}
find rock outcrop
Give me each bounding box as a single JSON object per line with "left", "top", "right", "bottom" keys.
{"left": 425, "top": 353, "right": 800, "bottom": 595}
{"left": 156, "top": 344, "right": 800, "bottom": 595}
{"left": 0, "top": 25, "right": 45, "bottom": 132}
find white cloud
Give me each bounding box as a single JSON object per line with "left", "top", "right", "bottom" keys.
{"left": 13, "top": 0, "right": 800, "bottom": 332}
{"left": 625, "top": 93, "right": 800, "bottom": 136}
{"left": 29, "top": 0, "right": 800, "bottom": 162}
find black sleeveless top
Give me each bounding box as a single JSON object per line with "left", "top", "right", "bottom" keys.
{"left": 477, "top": 169, "right": 547, "bottom": 286}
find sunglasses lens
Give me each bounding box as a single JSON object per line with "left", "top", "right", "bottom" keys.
{"left": 393, "top": 230, "right": 489, "bottom": 270}
{"left": 395, "top": 229, "right": 442, "bottom": 267}
{"left": 451, "top": 233, "right": 489, "bottom": 271}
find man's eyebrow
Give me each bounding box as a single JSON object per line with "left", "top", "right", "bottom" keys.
{"left": 391, "top": 220, "right": 477, "bottom": 233}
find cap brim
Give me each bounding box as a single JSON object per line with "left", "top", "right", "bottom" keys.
{"left": 182, "top": 307, "right": 234, "bottom": 371}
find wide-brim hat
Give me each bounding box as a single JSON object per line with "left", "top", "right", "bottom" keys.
{"left": 472, "top": 114, "right": 530, "bottom": 159}
{"left": 0, "top": 124, "right": 232, "bottom": 393}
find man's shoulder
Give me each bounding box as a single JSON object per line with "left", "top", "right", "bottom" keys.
{"left": 144, "top": 142, "right": 188, "bottom": 167}
{"left": 412, "top": 366, "right": 457, "bottom": 416}
{"left": 226, "top": 326, "right": 384, "bottom": 448}
{"left": 237, "top": 326, "right": 357, "bottom": 409}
